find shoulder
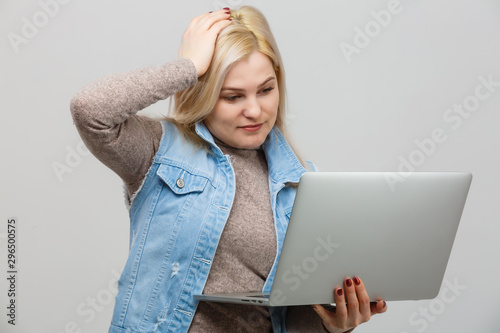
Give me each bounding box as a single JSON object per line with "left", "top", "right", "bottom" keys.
{"left": 154, "top": 120, "right": 214, "bottom": 168}
{"left": 157, "top": 120, "right": 194, "bottom": 154}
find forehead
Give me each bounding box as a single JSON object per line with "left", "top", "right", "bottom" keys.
{"left": 223, "top": 51, "right": 276, "bottom": 87}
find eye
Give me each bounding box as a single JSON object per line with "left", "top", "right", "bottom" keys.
{"left": 261, "top": 87, "right": 275, "bottom": 94}
{"left": 224, "top": 95, "right": 241, "bottom": 102}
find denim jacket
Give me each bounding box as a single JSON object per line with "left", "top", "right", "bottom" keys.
{"left": 108, "top": 120, "right": 308, "bottom": 333}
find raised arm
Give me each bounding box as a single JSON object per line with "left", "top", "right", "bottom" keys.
{"left": 70, "top": 58, "right": 198, "bottom": 198}
{"left": 70, "top": 9, "right": 232, "bottom": 200}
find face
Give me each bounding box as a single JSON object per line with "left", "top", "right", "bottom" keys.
{"left": 204, "top": 51, "right": 279, "bottom": 149}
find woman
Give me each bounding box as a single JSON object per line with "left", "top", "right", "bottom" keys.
{"left": 70, "top": 6, "right": 387, "bottom": 333}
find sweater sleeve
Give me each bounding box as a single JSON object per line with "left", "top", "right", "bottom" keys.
{"left": 70, "top": 57, "right": 198, "bottom": 199}
{"left": 286, "top": 305, "right": 355, "bottom": 333}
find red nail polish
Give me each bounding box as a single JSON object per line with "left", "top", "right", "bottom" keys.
{"left": 383, "top": 301, "right": 387, "bottom": 308}
{"left": 223, "top": 7, "right": 230, "bottom": 10}
{"left": 353, "top": 277, "right": 360, "bottom": 285}
{"left": 336, "top": 288, "right": 343, "bottom": 296}
{"left": 346, "top": 278, "right": 352, "bottom": 287}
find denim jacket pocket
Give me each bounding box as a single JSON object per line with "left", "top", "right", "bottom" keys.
{"left": 156, "top": 163, "right": 210, "bottom": 195}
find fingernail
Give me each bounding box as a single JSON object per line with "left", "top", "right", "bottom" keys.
{"left": 209, "top": 11, "right": 213, "bottom": 13}
{"left": 223, "top": 7, "right": 230, "bottom": 10}
{"left": 346, "top": 278, "right": 352, "bottom": 287}
{"left": 383, "top": 301, "right": 387, "bottom": 308}
{"left": 336, "top": 288, "right": 343, "bottom": 296}
{"left": 311, "top": 305, "right": 318, "bottom": 310}
{"left": 353, "top": 276, "right": 360, "bottom": 286}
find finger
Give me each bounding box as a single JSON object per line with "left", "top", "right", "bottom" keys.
{"left": 182, "top": 12, "right": 228, "bottom": 42}
{"left": 344, "top": 277, "right": 360, "bottom": 316}
{"left": 353, "top": 276, "right": 371, "bottom": 322}
{"left": 194, "top": 9, "right": 231, "bottom": 31}
{"left": 333, "top": 286, "right": 348, "bottom": 322}
{"left": 191, "top": 8, "right": 228, "bottom": 22}
{"left": 311, "top": 304, "right": 334, "bottom": 322}
{"left": 181, "top": 11, "right": 230, "bottom": 43}
{"left": 370, "top": 300, "right": 388, "bottom": 315}
{"left": 186, "top": 14, "right": 231, "bottom": 46}
{"left": 206, "top": 12, "right": 232, "bottom": 36}
{"left": 206, "top": 18, "right": 232, "bottom": 37}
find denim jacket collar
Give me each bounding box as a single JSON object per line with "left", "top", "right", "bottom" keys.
{"left": 195, "top": 121, "right": 307, "bottom": 189}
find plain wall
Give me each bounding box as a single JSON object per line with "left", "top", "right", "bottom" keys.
{"left": 1, "top": 0, "right": 499, "bottom": 332}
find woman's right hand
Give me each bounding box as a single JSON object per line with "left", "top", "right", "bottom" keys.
{"left": 177, "top": 9, "right": 232, "bottom": 77}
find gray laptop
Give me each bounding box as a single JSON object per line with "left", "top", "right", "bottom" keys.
{"left": 194, "top": 172, "right": 472, "bottom": 306}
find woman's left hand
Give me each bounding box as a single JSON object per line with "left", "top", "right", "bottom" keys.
{"left": 311, "top": 276, "right": 387, "bottom": 332}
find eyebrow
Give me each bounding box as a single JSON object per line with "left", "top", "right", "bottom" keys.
{"left": 221, "top": 76, "right": 276, "bottom": 92}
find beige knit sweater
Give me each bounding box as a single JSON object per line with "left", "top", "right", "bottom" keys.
{"left": 70, "top": 57, "right": 342, "bottom": 332}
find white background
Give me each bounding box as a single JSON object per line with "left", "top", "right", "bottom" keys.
{"left": 1, "top": 0, "right": 499, "bottom": 332}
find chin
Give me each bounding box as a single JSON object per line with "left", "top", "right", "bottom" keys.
{"left": 240, "top": 136, "right": 267, "bottom": 149}
{"left": 221, "top": 130, "right": 270, "bottom": 149}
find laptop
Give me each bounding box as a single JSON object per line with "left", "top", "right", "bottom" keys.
{"left": 194, "top": 172, "right": 472, "bottom": 306}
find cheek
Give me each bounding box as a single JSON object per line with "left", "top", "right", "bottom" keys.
{"left": 266, "top": 95, "right": 280, "bottom": 118}
{"left": 210, "top": 104, "right": 238, "bottom": 130}
{"left": 216, "top": 106, "right": 237, "bottom": 126}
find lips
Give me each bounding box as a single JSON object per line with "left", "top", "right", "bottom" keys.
{"left": 239, "top": 123, "right": 263, "bottom": 132}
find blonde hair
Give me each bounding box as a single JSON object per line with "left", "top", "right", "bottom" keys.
{"left": 168, "top": 6, "right": 307, "bottom": 168}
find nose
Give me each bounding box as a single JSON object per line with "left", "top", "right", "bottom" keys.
{"left": 242, "top": 95, "right": 262, "bottom": 119}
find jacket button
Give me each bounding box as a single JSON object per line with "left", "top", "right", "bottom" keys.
{"left": 176, "top": 178, "right": 185, "bottom": 188}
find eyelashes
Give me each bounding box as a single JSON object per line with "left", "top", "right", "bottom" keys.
{"left": 223, "top": 87, "right": 275, "bottom": 102}
{"left": 224, "top": 95, "right": 240, "bottom": 102}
